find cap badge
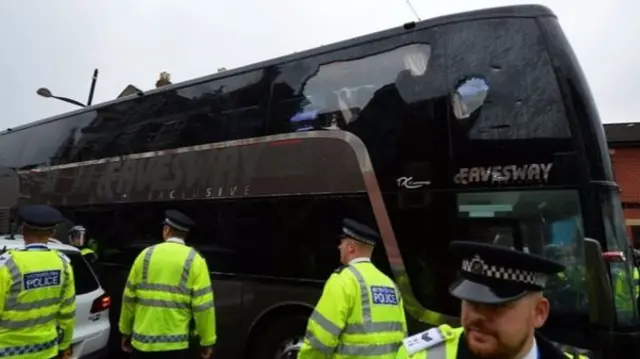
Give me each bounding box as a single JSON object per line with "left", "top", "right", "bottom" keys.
{"left": 469, "top": 255, "right": 485, "bottom": 275}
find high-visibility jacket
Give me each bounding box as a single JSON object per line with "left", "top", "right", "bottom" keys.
{"left": 0, "top": 244, "right": 76, "bottom": 359}
{"left": 395, "top": 325, "right": 589, "bottom": 359}
{"left": 299, "top": 258, "right": 407, "bottom": 359}
{"left": 119, "top": 238, "right": 216, "bottom": 352}
{"left": 80, "top": 248, "right": 97, "bottom": 263}
{"left": 613, "top": 266, "right": 637, "bottom": 313}
{"left": 633, "top": 267, "right": 639, "bottom": 299}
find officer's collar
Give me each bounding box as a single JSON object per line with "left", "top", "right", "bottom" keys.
{"left": 165, "top": 237, "right": 185, "bottom": 245}
{"left": 24, "top": 243, "right": 49, "bottom": 251}
{"left": 522, "top": 338, "right": 538, "bottom": 359}
{"left": 348, "top": 257, "right": 370, "bottom": 265}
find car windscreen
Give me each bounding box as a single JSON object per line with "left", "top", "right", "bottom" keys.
{"left": 63, "top": 250, "right": 100, "bottom": 295}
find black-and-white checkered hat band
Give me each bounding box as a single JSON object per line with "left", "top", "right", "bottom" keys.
{"left": 343, "top": 227, "right": 376, "bottom": 246}
{"left": 165, "top": 218, "right": 190, "bottom": 232}
{"left": 462, "top": 255, "right": 548, "bottom": 287}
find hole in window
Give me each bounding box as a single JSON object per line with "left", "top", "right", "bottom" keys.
{"left": 452, "top": 77, "right": 489, "bottom": 120}
{"left": 276, "top": 43, "right": 432, "bottom": 133}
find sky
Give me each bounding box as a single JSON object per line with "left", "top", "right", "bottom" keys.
{"left": 0, "top": 0, "right": 637, "bottom": 130}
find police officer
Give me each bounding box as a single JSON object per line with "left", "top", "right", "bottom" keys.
{"left": 298, "top": 218, "right": 407, "bottom": 359}
{"left": 0, "top": 205, "right": 76, "bottom": 359}
{"left": 397, "top": 241, "right": 587, "bottom": 359}
{"left": 67, "top": 225, "right": 98, "bottom": 264}
{"left": 119, "top": 210, "right": 215, "bottom": 359}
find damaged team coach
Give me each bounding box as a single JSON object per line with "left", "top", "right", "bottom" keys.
{"left": 0, "top": 4, "right": 639, "bottom": 358}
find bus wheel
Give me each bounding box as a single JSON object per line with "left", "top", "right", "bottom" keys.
{"left": 251, "top": 314, "right": 307, "bottom": 359}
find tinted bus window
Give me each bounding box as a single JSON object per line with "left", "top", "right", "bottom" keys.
{"left": 445, "top": 18, "right": 574, "bottom": 177}
{"left": 393, "top": 189, "right": 588, "bottom": 318}
{"left": 389, "top": 17, "right": 591, "bottom": 321}
{"left": 71, "top": 70, "right": 269, "bottom": 162}
{"left": 0, "top": 129, "right": 29, "bottom": 168}
{"left": 175, "top": 69, "right": 269, "bottom": 144}
{"left": 270, "top": 30, "right": 449, "bottom": 189}
{"left": 214, "top": 196, "right": 390, "bottom": 280}
{"left": 456, "top": 190, "right": 587, "bottom": 312}
{"left": 0, "top": 112, "right": 98, "bottom": 169}
{"left": 80, "top": 196, "right": 389, "bottom": 281}
{"left": 21, "top": 111, "right": 97, "bottom": 168}
{"left": 446, "top": 18, "right": 570, "bottom": 140}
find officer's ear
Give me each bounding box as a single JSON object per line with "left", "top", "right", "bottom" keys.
{"left": 531, "top": 293, "right": 550, "bottom": 328}
{"left": 345, "top": 239, "right": 359, "bottom": 252}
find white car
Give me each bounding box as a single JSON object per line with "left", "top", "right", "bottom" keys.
{"left": 0, "top": 235, "right": 110, "bottom": 359}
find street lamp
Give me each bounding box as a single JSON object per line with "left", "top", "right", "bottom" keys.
{"left": 36, "top": 87, "right": 86, "bottom": 107}
{"left": 36, "top": 68, "right": 99, "bottom": 108}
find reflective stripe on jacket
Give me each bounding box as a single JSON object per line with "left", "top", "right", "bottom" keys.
{"left": 395, "top": 325, "right": 589, "bottom": 359}
{"left": 0, "top": 246, "right": 76, "bottom": 359}
{"left": 118, "top": 240, "right": 215, "bottom": 352}
{"left": 80, "top": 248, "right": 97, "bottom": 263}
{"left": 299, "top": 259, "right": 408, "bottom": 359}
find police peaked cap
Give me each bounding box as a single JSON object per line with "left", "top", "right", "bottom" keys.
{"left": 18, "top": 204, "right": 64, "bottom": 231}
{"left": 163, "top": 209, "right": 195, "bottom": 232}
{"left": 340, "top": 218, "right": 380, "bottom": 246}
{"left": 448, "top": 241, "right": 566, "bottom": 304}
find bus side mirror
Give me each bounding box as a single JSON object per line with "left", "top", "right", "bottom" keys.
{"left": 583, "top": 237, "right": 615, "bottom": 328}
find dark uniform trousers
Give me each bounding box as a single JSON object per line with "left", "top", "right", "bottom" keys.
{"left": 132, "top": 348, "right": 190, "bottom": 359}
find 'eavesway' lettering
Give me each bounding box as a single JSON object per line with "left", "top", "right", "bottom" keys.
{"left": 453, "top": 163, "right": 553, "bottom": 185}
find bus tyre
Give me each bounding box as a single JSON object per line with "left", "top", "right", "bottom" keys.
{"left": 251, "top": 314, "right": 307, "bottom": 359}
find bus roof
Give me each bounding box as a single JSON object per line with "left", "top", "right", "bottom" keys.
{"left": 1, "top": 4, "right": 556, "bottom": 136}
